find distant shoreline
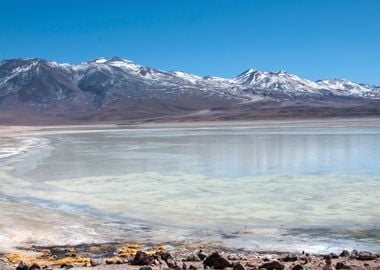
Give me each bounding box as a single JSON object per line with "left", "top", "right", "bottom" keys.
{"left": 1, "top": 116, "right": 380, "bottom": 136}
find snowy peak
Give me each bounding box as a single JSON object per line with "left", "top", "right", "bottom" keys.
{"left": 170, "top": 71, "right": 201, "bottom": 84}
{"left": 85, "top": 57, "right": 142, "bottom": 72}
{"left": 233, "top": 68, "right": 321, "bottom": 93}
{"left": 315, "top": 78, "right": 380, "bottom": 97}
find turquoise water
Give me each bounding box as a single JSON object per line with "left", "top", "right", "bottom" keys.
{"left": 0, "top": 121, "right": 380, "bottom": 253}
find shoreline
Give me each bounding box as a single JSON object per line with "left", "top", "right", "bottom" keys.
{"left": 1, "top": 241, "right": 379, "bottom": 269}
{"left": 1, "top": 116, "right": 380, "bottom": 133}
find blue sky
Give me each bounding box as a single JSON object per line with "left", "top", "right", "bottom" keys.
{"left": 0, "top": 0, "right": 379, "bottom": 84}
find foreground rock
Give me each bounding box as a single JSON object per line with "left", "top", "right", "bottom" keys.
{"left": 131, "top": 251, "right": 155, "bottom": 266}
{"left": 259, "top": 260, "right": 285, "bottom": 270}
{"left": 356, "top": 251, "right": 377, "bottom": 261}
{"left": 203, "top": 252, "right": 232, "bottom": 269}
{"left": 1, "top": 244, "right": 380, "bottom": 270}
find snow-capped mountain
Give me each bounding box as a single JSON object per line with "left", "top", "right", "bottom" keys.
{"left": 316, "top": 78, "right": 379, "bottom": 97}
{"left": 234, "top": 69, "right": 321, "bottom": 94}
{"left": 234, "top": 68, "right": 379, "bottom": 98}
{"left": 0, "top": 57, "right": 379, "bottom": 124}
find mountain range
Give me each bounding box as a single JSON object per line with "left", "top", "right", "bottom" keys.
{"left": 0, "top": 57, "right": 379, "bottom": 124}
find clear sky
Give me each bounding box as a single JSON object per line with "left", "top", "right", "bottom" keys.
{"left": 0, "top": 0, "right": 379, "bottom": 84}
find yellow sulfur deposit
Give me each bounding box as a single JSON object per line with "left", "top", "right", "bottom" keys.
{"left": 118, "top": 244, "right": 141, "bottom": 257}
{"left": 5, "top": 251, "right": 92, "bottom": 267}
{"left": 105, "top": 256, "right": 122, "bottom": 264}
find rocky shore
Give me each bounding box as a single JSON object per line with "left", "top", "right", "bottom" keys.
{"left": 1, "top": 243, "right": 379, "bottom": 270}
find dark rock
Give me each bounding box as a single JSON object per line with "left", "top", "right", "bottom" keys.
{"left": 357, "top": 251, "right": 376, "bottom": 260}
{"left": 132, "top": 251, "right": 155, "bottom": 265}
{"left": 258, "top": 261, "right": 285, "bottom": 270}
{"left": 182, "top": 262, "right": 187, "bottom": 270}
{"left": 233, "top": 262, "right": 246, "bottom": 270}
{"left": 329, "top": 253, "right": 339, "bottom": 259}
{"left": 158, "top": 251, "right": 174, "bottom": 262}
{"left": 166, "top": 258, "right": 177, "bottom": 268}
{"left": 189, "top": 265, "right": 197, "bottom": 270}
{"left": 350, "top": 250, "right": 359, "bottom": 259}
{"left": 335, "top": 262, "right": 350, "bottom": 269}
{"left": 29, "top": 263, "right": 41, "bottom": 270}
{"left": 282, "top": 254, "right": 298, "bottom": 262}
{"left": 292, "top": 265, "right": 305, "bottom": 270}
{"left": 16, "top": 261, "right": 29, "bottom": 270}
{"left": 340, "top": 250, "right": 350, "bottom": 257}
{"left": 324, "top": 256, "right": 332, "bottom": 264}
{"left": 203, "top": 252, "right": 232, "bottom": 269}
{"left": 59, "top": 264, "right": 73, "bottom": 269}
{"left": 140, "top": 267, "right": 153, "bottom": 270}
{"left": 197, "top": 251, "right": 208, "bottom": 261}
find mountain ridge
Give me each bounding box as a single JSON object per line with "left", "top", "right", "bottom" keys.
{"left": 0, "top": 57, "right": 379, "bottom": 124}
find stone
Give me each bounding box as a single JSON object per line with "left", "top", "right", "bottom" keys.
{"left": 182, "top": 262, "right": 187, "bottom": 270}
{"left": 158, "top": 251, "right": 174, "bottom": 261}
{"left": 329, "top": 253, "right": 339, "bottom": 259}
{"left": 29, "top": 263, "right": 41, "bottom": 270}
{"left": 339, "top": 250, "right": 350, "bottom": 257}
{"left": 233, "top": 261, "right": 246, "bottom": 270}
{"left": 16, "top": 261, "right": 29, "bottom": 270}
{"left": 357, "top": 251, "right": 377, "bottom": 260}
{"left": 203, "top": 252, "right": 232, "bottom": 269}
{"left": 59, "top": 264, "right": 73, "bottom": 269}
{"left": 350, "top": 250, "right": 359, "bottom": 259}
{"left": 166, "top": 258, "right": 177, "bottom": 268}
{"left": 258, "top": 261, "right": 285, "bottom": 270}
{"left": 292, "top": 265, "right": 304, "bottom": 270}
{"left": 283, "top": 254, "right": 298, "bottom": 262}
{"left": 335, "top": 262, "right": 350, "bottom": 269}
{"left": 132, "top": 251, "right": 155, "bottom": 265}
{"left": 197, "top": 250, "right": 208, "bottom": 261}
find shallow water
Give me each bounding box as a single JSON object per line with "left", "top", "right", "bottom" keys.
{"left": 1, "top": 121, "right": 380, "bottom": 253}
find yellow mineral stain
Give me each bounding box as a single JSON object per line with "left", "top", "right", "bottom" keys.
{"left": 5, "top": 253, "right": 37, "bottom": 266}
{"left": 5, "top": 252, "right": 91, "bottom": 268}
{"left": 118, "top": 244, "right": 141, "bottom": 257}
{"left": 105, "top": 256, "right": 121, "bottom": 264}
